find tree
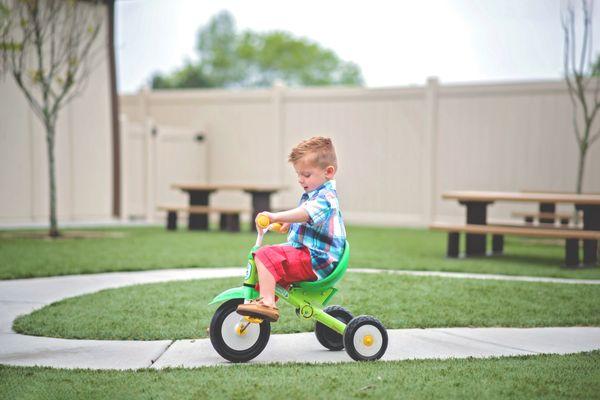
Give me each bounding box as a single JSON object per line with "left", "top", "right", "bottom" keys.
{"left": 562, "top": 0, "right": 600, "bottom": 194}
{"left": 151, "top": 10, "right": 363, "bottom": 89}
{"left": 593, "top": 54, "right": 600, "bottom": 76}
{"left": 152, "top": 61, "right": 214, "bottom": 89}
{"left": 0, "top": 0, "right": 103, "bottom": 237}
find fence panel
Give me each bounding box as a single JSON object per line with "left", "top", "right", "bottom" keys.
{"left": 119, "top": 80, "right": 600, "bottom": 227}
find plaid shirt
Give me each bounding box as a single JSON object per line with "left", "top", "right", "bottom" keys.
{"left": 286, "top": 180, "right": 346, "bottom": 279}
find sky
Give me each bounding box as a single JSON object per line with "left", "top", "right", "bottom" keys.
{"left": 115, "top": 0, "right": 600, "bottom": 94}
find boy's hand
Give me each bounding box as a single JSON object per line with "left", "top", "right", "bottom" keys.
{"left": 255, "top": 211, "right": 276, "bottom": 230}
{"left": 280, "top": 223, "right": 290, "bottom": 233}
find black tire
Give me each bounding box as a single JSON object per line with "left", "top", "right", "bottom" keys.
{"left": 315, "top": 305, "right": 354, "bottom": 351}
{"left": 343, "top": 315, "right": 388, "bottom": 361}
{"left": 209, "top": 298, "right": 271, "bottom": 363}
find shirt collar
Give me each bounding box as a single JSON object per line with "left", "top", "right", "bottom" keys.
{"left": 303, "top": 180, "right": 336, "bottom": 199}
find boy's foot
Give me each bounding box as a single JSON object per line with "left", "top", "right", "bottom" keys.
{"left": 237, "top": 298, "right": 279, "bottom": 322}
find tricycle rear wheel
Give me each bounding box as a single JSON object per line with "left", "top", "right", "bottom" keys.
{"left": 209, "top": 298, "right": 270, "bottom": 363}
{"left": 315, "top": 305, "right": 354, "bottom": 351}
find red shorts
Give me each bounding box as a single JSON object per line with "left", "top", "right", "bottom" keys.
{"left": 254, "top": 245, "right": 317, "bottom": 288}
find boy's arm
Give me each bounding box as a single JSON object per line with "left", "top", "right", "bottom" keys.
{"left": 261, "top": 207, "right": 309, "bottom": 224}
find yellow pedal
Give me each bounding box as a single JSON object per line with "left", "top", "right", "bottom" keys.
{"left": 243, "top": 315, "right": 263, "bottom": 324}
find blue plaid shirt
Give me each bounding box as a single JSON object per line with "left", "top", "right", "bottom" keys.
{"left": 286, "top": 180, "right": 346, "bottom": 279}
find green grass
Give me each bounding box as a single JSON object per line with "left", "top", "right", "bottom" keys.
{"left": 1, "top": 225, "right": 599, "bottom": 280}
{"left": 2, "top": 351, "right": 600, "bottom": 399}
{"left": 4, "top": 226, "right": 600, "bottom": 399}
{"left": 13, "top": 273, "right": 600, "bottom": 340}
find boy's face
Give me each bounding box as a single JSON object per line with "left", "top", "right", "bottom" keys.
{"left": 293, "top": 155, "right": 335, "bottom": 193}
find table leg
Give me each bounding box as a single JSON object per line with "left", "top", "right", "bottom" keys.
{"left": 189, "top": 190, "right": 211, "bottom": 230}
{"left": 539, "top": 202, "right": 556, "bottom": 225}
{"left": 167, "top": 211, "right": 177, "bottom": 231}
{"left": 577, "top": 204, "right": 599, "bottom": 266}
{"left": 447, "top": 232, "right": 460, "bottom": 257}
{"left": 492, "top": 234, "right": 504, "bottom": 254}
{"left": 460, "top": 201, "right": 491, "bottom": 256}
{"left": 249, "top": 191, "right": 274, "bottom": 231}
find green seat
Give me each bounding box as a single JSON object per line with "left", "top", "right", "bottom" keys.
{"left": 295, "top": 241, "right": 350, "bottom": 291}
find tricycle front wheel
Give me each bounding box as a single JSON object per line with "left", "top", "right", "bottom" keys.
{"left": 209, "top": 298, "right": 271, "bottom": 363}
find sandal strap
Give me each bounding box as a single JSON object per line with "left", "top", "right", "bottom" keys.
{"left": 248, "top": 298, "right": 278, "bottom": 310}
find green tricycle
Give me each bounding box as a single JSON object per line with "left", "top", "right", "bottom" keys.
{"left": 208, "top": 216, "right": 388, "bottom": 362}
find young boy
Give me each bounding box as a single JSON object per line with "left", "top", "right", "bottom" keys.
{"left": 236, "top": 136, "right": 346, "bottom": 322}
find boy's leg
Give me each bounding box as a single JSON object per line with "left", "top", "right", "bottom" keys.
{"left": 237, "top": 253, "right": 280, "bottom": 322}
{"left": 255, "top": 257, "right": 276, "bottom": 306}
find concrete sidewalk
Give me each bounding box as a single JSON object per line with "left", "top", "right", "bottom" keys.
{"left": 1, "top": 268, "right": 599, "bottom": 370}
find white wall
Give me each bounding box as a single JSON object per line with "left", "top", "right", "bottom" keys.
{"left": 0, "top": 3, "right": 113, "bottom": 224}
{"left": 3, "top": 63, "right": 599, "bottom": 226}
{"left": 120, "top": 79, "right": 600, "bottom": 227}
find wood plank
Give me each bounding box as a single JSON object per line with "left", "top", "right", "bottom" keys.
{"left": 429, "top": 222, "right": 600, "bottom": 240}
{"left": 442, "top": 191, "right": 600, "bottom": 205}
{"left": 520, "top": 189, "right": 600, "bottom": 195}
{"left": 171, "top": 183, "right": 284, "bottom": 192}
{"left": 157, "top": 205, "right": 248, "bottom": 213}
{"left": 511, "top": 211, "right": 576, "bottom": 219}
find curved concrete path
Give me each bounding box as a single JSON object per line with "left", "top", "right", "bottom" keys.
{"left": 1, "top": 267, "right": 599, "bottom": 370}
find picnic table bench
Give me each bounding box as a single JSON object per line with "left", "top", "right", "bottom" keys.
{"left": 432, "top": 191, "right": 600, "bottom": 267}
{"left": 161, "top": 183, "right": 284, "bottom": 232}
{"left": 513, "top": 190, "right": 593, "bottom": 225}
{"left": 430, "top": 222, "right": 600, "bottom": 267}
{"left": 511, "top": 211, "right": 575, "bottom": 226}
{"left": 157, "top": 205, "right": 248, "bottom": 232}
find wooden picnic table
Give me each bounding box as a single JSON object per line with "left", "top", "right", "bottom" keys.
{"left": 442, "top": 191, "right": 600, "bottom": 265}
{"left": 172, "top": 183, "right": 284, "bottom": 230}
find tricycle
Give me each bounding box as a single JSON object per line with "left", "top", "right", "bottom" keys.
{"left": 208, "top": 215, "right": 388, "bottom": 362}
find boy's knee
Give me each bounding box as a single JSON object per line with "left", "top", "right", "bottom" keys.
{"left": 254, "top": 256, "right": 265, "bottom": 269}
{"left": 254, "top": 248, "right": 268, "bottom": 268}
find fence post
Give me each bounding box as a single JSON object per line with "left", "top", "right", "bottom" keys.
{"left": 423, "top": 77, "right": 440, "bottom": 224}
{"left": 273, "top": 81, "right": 286, "bottom": 187}
{"left": 119, "top": 114, "right": 129, "bottom": 222}
{"left": 145, "top": 117, "right": 157, "bottom": 223}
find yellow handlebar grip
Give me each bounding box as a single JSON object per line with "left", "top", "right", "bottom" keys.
{"left": 270, "top": 223, "right": 283, "bottom": 233}
{"left": 256, "top": 214, "right": 270, "bottom": 229}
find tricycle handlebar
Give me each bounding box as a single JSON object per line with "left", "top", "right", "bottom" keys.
{"left": 254, "top": 214, "right": 285, "bottom": 247}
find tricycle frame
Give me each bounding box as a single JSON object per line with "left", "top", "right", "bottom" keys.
{"left": 210, "top": 245, "right": 347, "bottom": 334}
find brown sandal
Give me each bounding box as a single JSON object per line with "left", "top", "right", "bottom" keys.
{"left": 236, "top": 298, "right": 280, "bottom": 322}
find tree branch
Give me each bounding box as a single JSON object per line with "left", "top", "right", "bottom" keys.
{"left": 29, "top": 0, "right": 51, "bottom": 120}
{"left": 13, "top": 70, "right": 45, "bottom": 121}
{"left": 579, "top": 0, "right": 590, "bottom": 74}
{"left": 50, "top": 8, "right": 102, "bottom": 117}
{"left": 563, "top": 8, "right": 582, "bottom": 145}
{"left": 570, "top": 6, "right": 577, "bottom": 74}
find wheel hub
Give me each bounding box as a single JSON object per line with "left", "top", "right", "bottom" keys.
{"left": 353, "top": 325, "right": 383, "bottom": 357}
{"left": 235, "top": 322, "right": 249, "bottom": 336}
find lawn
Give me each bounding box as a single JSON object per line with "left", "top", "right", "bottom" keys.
{"left": 1, "top": 351, "right": 599, "bottom": 399}
{"left": 3, "top": 224, "right": 600, "bottom": 399}
{"left": 1, "top": 225, "right": 598, "bottom": 280}
{"left": 13, "top": 273, "right": 600, "bottom": 340}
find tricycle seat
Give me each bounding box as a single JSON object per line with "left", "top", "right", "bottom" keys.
{"left": 294, "top": 241, "right": 350, "bottom": 291}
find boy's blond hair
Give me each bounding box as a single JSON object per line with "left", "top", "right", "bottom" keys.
{"left": 288, "top": 136, "right": 337, "bottom": 169}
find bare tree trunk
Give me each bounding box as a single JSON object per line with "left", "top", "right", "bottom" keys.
{"left": 1, "top": 0, "right": 103, "bottom": 238}
{"left": 45, "top": 120, "right": 59, "bottom": 237}
{"left": 576, "top": 142, "right": 588, "bottom": 195}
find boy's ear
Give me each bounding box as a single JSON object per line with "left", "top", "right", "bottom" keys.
{"left": 325, "top": 165, "right": 336, "bottom": 178}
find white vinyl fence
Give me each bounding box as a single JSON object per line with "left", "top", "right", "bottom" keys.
{"left": 120, "top": 117, "right": 208, "bottom": 221}
{"left": 119, "top": 79, "right": 600, "bottom": 227}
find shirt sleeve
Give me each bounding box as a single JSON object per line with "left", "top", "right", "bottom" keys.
{"left": 301, "top": 195, "right": 332, "bottom": 226}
